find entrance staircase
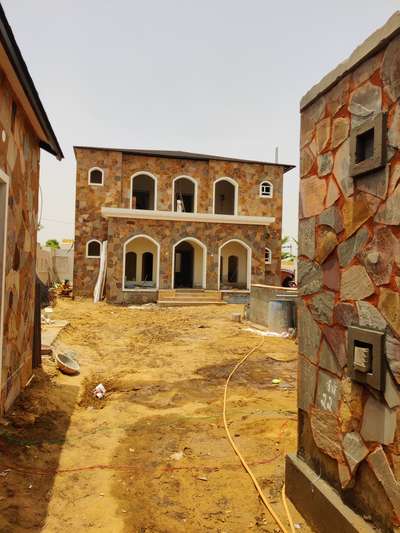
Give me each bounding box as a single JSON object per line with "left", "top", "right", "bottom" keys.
{"left": 157, "top": 289, "right": 226, "bottom": 307}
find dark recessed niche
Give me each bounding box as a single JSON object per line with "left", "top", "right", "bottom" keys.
{"left": 355, "top": 128, "right": 375, "bottom": 163}
{"left": 350, "top": 112, "right": 386, "bottom": 177}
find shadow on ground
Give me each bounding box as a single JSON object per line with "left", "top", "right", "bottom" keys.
{"left": 0, "top": 367, "right": 79, "bottom": 532}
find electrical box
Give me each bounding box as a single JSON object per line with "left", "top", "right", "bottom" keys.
{"left": 348, "top": 326, "right": 385, "bottom": 391}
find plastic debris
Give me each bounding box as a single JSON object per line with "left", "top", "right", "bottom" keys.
{"left": 243, "top": 327, "right": 290, "bottom": 338}
{"left": 93, "top": 383, "right": 106, "bottom": 399}
{"left": 170, "top": 451, "right": 184, "bottom": 461}
{"left": 272, "top": 378, "right": 281, "bottom": 384}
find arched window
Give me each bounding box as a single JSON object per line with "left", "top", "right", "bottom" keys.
{"left": 131, "top": 172, "right": 157, "bottom": 210}
{"left": 213, "top": 177, "right": 238, "bottom": 215}
{"left": 88, "top": 167, "right": 104, "bottom": 186}
{"left": 228, "top": 256, "right": 238, "bottom": 283}
{"left": 125, "top": 252, "right": 137, "bottom": 282}
{"left": 87, "top": 240, "right": 101, "bottom": 258}
{"left": 265, "top": 247, "right": 272, "bottom": 264}
{"left": 142, "top": 252, "right": 154, "bottom": 282}
{"left": 260, "top": 181, "right": 273, "bottom": 198}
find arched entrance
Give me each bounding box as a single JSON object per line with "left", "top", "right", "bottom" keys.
{"left": 218, "top": 239, "right": 251, "bottom": 290}
{"left": 172, "top": 238, "right": 207, "bottom": 289}
{"left": 123, "top": 235, "right": 160, "bottom": 290}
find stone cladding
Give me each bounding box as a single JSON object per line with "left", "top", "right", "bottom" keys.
{"left": 0, "top": 69, "right": 41, "bottom": 413}
{"left": 297, "top": 24, "right": 400, "bottom": 530}
{"left": 74, "top": 149, "right": 286, "bottom": 298}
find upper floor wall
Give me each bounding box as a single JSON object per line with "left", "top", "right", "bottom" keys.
{"left": 74, "top": 147, "right": 288, "bottom": 220}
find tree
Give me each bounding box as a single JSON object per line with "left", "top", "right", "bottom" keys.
{"left": 45, "top": 239, "right": 60, "bottom": 250}
{"left": 281, "top": 235, "right": 296, "bottom": 261}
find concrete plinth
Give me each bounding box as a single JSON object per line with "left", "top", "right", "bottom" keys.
{"left": 285, "top": 454, "right": 375, "bottom": 533}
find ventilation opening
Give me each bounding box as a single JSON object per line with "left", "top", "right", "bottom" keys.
{"left": 355, "top": 128, "right": 375, "bottom": 163}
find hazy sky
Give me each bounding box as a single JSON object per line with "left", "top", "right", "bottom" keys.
{"left": 2, "top": 0, "right": 398, "bottom": 244}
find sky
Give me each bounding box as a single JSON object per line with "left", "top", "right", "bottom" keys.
{"left": 2, "top": 0, "right": 399, "bottom": 245}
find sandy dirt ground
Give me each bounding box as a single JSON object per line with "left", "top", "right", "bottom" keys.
{"left": 0, "top": 299, "right": 310, "bottom": 533}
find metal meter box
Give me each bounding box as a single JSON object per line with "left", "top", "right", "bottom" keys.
{"left": 348, "top": 325, "right": 385, "bottom": 391}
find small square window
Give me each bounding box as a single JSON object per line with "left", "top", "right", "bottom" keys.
{"left": 350, "top": 112, "right": 386, "bottom": 178}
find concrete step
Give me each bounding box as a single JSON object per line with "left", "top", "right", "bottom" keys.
{"left": 158, "top": 290, "right": 222, "bottom": 302}
{"left": 157, "top": 300, "right": 226, "bottom": 307}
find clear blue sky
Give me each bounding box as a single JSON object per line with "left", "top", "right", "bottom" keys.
{"left": 2, "top": 1, "right": 398, "bottom": 244}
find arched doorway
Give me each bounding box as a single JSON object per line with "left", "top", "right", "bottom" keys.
{"left": 131, "top": 173, "right": 157, "bottom": 210}
{"left": 173, "top": 238, "right": 207, "bottom": 289}
{"left": 173, "top": 176, "right": 197, "bottom": 213}
{"left": 213, "top": 178, "right": 238, "bottom": 215}
{"left": 218, "top": 239, "right": 251, "bottom": 290}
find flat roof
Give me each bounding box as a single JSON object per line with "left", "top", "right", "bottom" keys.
{"left": 301, "top": 11, "right": 400, "bottom": 111}
{"left": 0, "top": 5, "right": 63, "bottom": 159}
{"left": 74, "top": 146, "right": 295, "bottom": 173}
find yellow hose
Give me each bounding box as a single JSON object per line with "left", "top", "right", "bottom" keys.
{"left": 222, "top": 337, "right": 295, "bottom": 533}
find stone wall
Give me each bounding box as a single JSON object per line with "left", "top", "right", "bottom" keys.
{"left": 297, "top": 29, "right": 400, "bottom": 530}
{"left": 106, "top": 218, "right": 266, "bottom": 304}
{"left": 74, "top": 149, "right": 285, "bottom": 297}
{"left": 0, "top": 69, "right": 40, "bottom": 413}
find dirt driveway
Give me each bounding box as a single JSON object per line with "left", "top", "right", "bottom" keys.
{"left": 0, "top": 299, "right": 308, "bottom": 532}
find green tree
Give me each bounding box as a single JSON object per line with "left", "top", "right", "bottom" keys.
{"left": 45, "top": 239, "right": 60, "bottom": 250}
{"left": 281, "top": 235, "right": 295, "bottom": 261}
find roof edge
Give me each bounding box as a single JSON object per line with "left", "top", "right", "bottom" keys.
{"left": 73, "top": 145, "right": 295, "bottom": 173}
{"left": 0, "top": 4, "right": 63, "bottom": 159}
{"left": 300, "top": 11, "right": 400, "bottom": 112}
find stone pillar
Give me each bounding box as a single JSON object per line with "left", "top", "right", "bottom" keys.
{"left": 286, "top": 13, "right": 400, "bottom": 532}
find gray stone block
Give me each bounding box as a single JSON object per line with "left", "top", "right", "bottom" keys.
{"left": 361, "top": 395, "right": 396, "bottom": 445}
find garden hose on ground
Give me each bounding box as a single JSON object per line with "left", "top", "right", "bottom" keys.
{"left": 222, "top": 337, "right": 295, "bottom": 533}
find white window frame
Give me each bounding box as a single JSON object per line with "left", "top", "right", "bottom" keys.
{"left": 88, "top": 167, "right": 104, "bottom": 186}
{"left": 213, "top": 177, "right": 239, "bottom": 216}
{"left": 0, "top": 169, "right": 9, "bottom": 390}
{"left": 86, "top": 239, "right": 102, "bottom": 258}
{"left": 130, "top": 171, "right": 158, "bottom": 210}
{"left": 172, "top": 175, "right": 198, "bottom": 213}
{"left": 122, "top": 234, "right": 160, "bottom": 291}
{"left": 260, "top": 180, "right": 273, "bottom": 198}
{"left": 265, "top": 247, "right": 272, "bottom": 264}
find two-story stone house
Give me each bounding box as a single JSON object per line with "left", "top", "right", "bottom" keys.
{"left": 73, "top": 147, "right": 293, "bottom": 304}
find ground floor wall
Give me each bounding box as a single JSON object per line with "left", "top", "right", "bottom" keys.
{"left": 102, "top": 219, "right": 268, "bottom": 304}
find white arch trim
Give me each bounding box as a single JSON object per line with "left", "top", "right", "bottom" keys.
{"left": 122, "top": 234, "right": 160, "bottom": 291}
{"left": 172, "top": 175, "right": 198, "bottom": 213}
{"left": 213, "top": 176, "right": 239, "bottom": 215}
{"left": 217, "top": 238, "right": 251, "bottom": 290}
{"left": 130, "top": 171, "right": 158, "bottom": 210}
{"left": 88, "top": 166, "right": 104, "bottom": 186}
{"left": 171, "top": 237, "right": 207, "bottom": 289}
{"left": 86, "top": 239, "right": 102, "bottom": 258}
{"left": 260, "top": 180, "right": 273, "bottom": 198}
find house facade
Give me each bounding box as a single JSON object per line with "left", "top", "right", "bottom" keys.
{"left": 0, "top": 6, "right": 63, "bottom": 413}
{"left": 73, "top": 147, "right": 293, "bottom": 304}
